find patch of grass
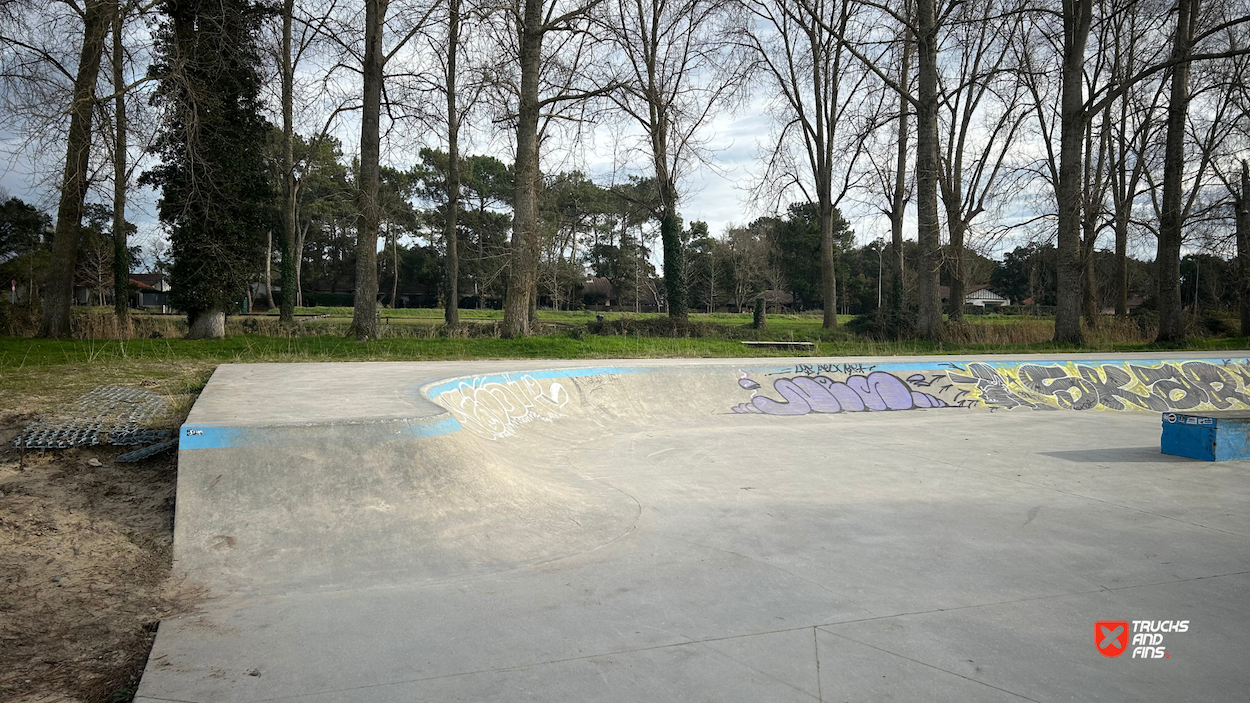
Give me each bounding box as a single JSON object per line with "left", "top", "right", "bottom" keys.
{"left": 3, "top": 329, "right": 1247, "bottom": 373}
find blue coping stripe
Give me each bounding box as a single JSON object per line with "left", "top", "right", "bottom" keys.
{"left": 179, "top": 425, "right": 244, "bottom": 450}
{"left": 179, "top": 414, "right": 463, "bottom": 450}
{"left": 423, "top": 365, "right": 647, "bottom": 400}
{"left": 746, "top": 356, "right": 1250, "bottom": 376}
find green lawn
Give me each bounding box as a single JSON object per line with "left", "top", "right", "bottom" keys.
{"left": 5, "top": 329, "right": 1248, "bottom": 370}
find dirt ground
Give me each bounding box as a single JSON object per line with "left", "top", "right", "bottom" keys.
{"left": 0, "top": 412, "right": 200, "bottom": 703}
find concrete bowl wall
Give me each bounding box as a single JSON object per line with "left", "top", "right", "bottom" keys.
{"left": 173, "top": 354, "right": 1250, "bottom": 594}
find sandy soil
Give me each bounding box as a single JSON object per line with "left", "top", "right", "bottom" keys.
{"left": 0, "top": 414, "right": 198, "bottom": 703}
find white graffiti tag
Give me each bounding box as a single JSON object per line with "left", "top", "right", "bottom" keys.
{"left": 435, "top": 375, "right": 570, "bottom": 440}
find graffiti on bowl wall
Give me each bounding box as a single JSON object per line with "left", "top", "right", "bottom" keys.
{"left": 733, "top": 359, "right": 1250, "bottom": 416}
{"left": 433, "top": 374, "right": 569, "bottom": 440}
{"left": 732, "top": 371, "right": 954, "bottom": 415}
{"left": 946, "top": 359, "right": 1250, "bottom": 412}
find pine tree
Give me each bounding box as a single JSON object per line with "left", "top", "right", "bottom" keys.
{"left": 142, "top": 0, "right": 274, "bottom": 338}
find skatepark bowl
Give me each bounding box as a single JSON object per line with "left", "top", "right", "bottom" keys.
{"left": 135, "top": 353, "right": 1250, "bottom": 702}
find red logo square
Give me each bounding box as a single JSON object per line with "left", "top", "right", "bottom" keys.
{"left": 1096, "top": 621, "right": 1129, "bottom": 658}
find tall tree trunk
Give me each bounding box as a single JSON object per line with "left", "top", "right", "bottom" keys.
{"left": 503, "top": 0, "right": 543, "bottom": 337}
{"left": 1238, "top": 162, "right": 1249, "bottom": 336}
{"left": 1080, "top": 120, "right": 1096, "bottom": 324}
{"left": 111, "top": 0, "right": 130, "bottom": 333}
{"left": 1054, "top": 0, "right": 1092, "bottom": 343}
{"left": 1110, "top": 111, "right": 1146, "bottom": 319}
{"left": 390, "top": 223, "right": 398, "bottom": 306}
{"left": 444, "top": 0, "right": 461, "bottom": 326}
{"left": 1082, "top": 109, "right": 1111, "bottom": 323}
{"left": 39, "top": 0, "right": 110, "bottom": 337}
{"left": 1156, "top": 0, "right": 1197, "bottom": 342}
{"left": 652, "top": 113, "right": 687, "bottom": 320}
{"left": 265, "top": 229, "right": 274, "bottom": 308}
{"left": 890, "top": 25, "right": 912, "bottom": 315}
{"left": 1114, "top": 214, "right": 1129, "bottom": 316}
{"left": 914, "top": 0, "right": 941, "bottom": 338}
{"left": 947, "top": 217, "right": 965, "bottom": 323}
{"left": 1081, "top": 215, "right": 1099, "bottom": 321}
{"left": 660, "top": 194, "right": 687, "bottom": 320}
{"left": 349, "top": 0, "right": 384, "bottom": 341}
{"left": 296, "top": 222, "right": 306, "bottom": 306}
{"left": 278, "top": 0, "right": 296, "bottom": 323}
{"left": 529, "top": 278, "right": 538, "bottom": 321}
{"left": 819, "top": 196, "right": 837, "bottom": 327}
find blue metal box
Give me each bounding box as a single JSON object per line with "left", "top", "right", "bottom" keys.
{"left": 1161, "top": 411, "right": 1250, "bottom": 461}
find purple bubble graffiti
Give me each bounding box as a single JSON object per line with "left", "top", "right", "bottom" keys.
{"left": 733, "top": 371, "right": 948, "bottom": 415}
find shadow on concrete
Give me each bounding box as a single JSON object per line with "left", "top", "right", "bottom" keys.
{"left": 1037, "top": 447, "right": 1194, "bottom": 463}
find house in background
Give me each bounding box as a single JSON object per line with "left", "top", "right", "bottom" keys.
{"left": 582, "top": 277, "right": 613, "bottom": 308}
{"left": 582, "top": 276, "right": 663, "bottom": 312}
{"left": 131, "top": 273, "right": 171, "bottom": 311}
{"left": 940, "top": 284, "right": 1011, "bottom": 309}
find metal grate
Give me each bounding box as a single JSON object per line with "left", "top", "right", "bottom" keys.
{"left": 13, "top": 385, "right": 173, "bottom": 450}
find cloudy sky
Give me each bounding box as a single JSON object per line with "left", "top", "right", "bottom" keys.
{"left": 5, "top": 102, "right": 885, "bottom": 269}
{"left": 2, "top": 87, "right": 1097, "bottom": 275}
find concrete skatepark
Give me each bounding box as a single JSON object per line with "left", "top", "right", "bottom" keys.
{"left": 136, "top": 353, "right": 1250, "bottom": 702}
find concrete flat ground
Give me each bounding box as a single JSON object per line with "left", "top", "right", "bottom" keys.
{"left": 137, "top": 357, "right": 1250, "bottom": 702}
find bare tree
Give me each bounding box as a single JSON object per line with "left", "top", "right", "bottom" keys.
{"left": 349, "top": 0, "right": 387, "bottom": 339}
{"left": 496, "top": 0, "right": 611, "bottom": 336}
{"left": 1022, "top": 0, "right": 1139, "bottom": 338}
{"left": 1238, "top": 162, "right": 1250, "bottom": 334}
{"left": 740, "top": 0, "right": 877, "bottom": 329}
{"left": 4, "top": 0, "right": 112, "bottom": 336}
{"left": 442, "top": 0, "right": 464, "bottom": 325}
{"left": 857, "top": 8, "right": 913, "bottom": 319}
{"left": 1028, "top": 0, "right": 1250, "bottom": 342}
{"left": 269, "top": 0, "right": 342, "bottom": 322}
{"left": 1102, "top": 0, "right": 1167, "bottom": 318}
{"left": 401, "top": 0, "right": 492, "bottom": 325}
{"left": 1045, "top": 0, "right": 1092, "bottom": 342}
{"left": 1154, "top": 0, "right": 1200, "bottom": 341}
{"left": 278, "top": 0, "right": 298, "bottom": 323}
{"left": 110, "top": 0, "right": 131, "bottom": 330}
{"left": 936, "top": 0, "right": 1026, "bottom": 323}
{"left": 886, "top": 17, "right": 912, "bottom": 312}
{"left": 1152, "top": 0, "right": 1250, "bottom": 340}
{"left": 1080, "top": 95, "right": 1112, "bottom": 322}
{"left": 322, "top": 0, "right": 435, "bottom": 340}
{"left": 910, "top": 0, "right": 947, "bottom": 337}
{"left": 605, "top": 0, "right": 744, "bottom": 320}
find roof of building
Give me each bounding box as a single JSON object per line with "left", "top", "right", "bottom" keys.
{"left": 939, "top": 284, "right": 1006, "bottom": 300}
{"left": 760, "top": 289, "right": 794, "bottom": 305}
{"left": 130, "top": 273, "right": 170, "bottom": 290}
{"left": 583, "top": 277, "right": 612, "bottom": 297}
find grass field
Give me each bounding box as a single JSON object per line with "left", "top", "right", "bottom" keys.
{"left": 4, "top": 326, "right": 1249, "bottom": 411}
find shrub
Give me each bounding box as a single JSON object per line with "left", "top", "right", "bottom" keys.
{"left": 1198, "top": 310, "right": 1238, "bottom": 338}
{"left": 586, "top": 316, "right": 722, "bottom": 338}
{"left": 846, "top": 307, "right": 916, "bottom": 341}
{"left": 0, "top": 299, "right": 39, "bottom": 337}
